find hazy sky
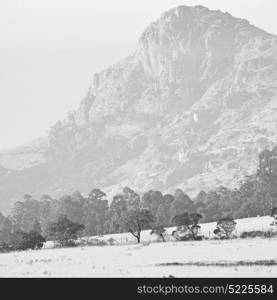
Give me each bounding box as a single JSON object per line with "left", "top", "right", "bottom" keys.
{"left": 1, "top": 0, "right": 277, "bottom": 150}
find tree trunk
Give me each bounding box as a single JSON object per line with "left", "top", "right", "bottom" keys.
{"left": 136, "top": 233, "right": 140, "bottom": 243}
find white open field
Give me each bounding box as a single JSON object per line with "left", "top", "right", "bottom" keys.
{"left": 0, "top": 216, "right": 277, "bottom": 277}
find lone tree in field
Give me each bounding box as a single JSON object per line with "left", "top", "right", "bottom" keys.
{"left": 122, "top": 209, "right": 154, "bottom": 243}
{"left": 214, "top": 217, "right": 237, "bottom": 239}
{"left": 47, "top": 215, "right": 85, "bottom": 247}
{"left": 172, "top": 212, "right": 202, "bottom": 240}
{"left": 150, "top": 226, "right": 166, "bottom": 242}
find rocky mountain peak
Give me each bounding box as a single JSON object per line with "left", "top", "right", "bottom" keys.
{"left": 73, "top": 5, "right": 275, "bottom": 127}
{"left": 0, "top": 6, "right": 277, "bottom": 211}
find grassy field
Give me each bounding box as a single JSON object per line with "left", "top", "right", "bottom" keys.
{"left": 0, "top": 238, "right": 277, "bottom": 277}
{"left": 0, "top": 215, "right": 277, "bottom": 277}
{"left": 71, "top": 215, "right": 276, "bottom": 246}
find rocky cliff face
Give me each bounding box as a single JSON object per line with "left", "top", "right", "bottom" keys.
{"left": 1, "top": 5, "right": 277, "bottom": 211}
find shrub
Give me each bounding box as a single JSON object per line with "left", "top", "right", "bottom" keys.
{"left": 97, "top": 240, "right": 108, "bottom": 246}
{"left": 107, "top": 238, "right": 115, "bottom": 245}
{"left": 240, "top": 230, "right": 277, "bottom": 239}
{"left": 78, "top": 238, "right": 109, "bottom": 247}
{"left": 214, "top": 217, "right": 236, "bottom": 239}
{"left": 240, "top": 231, "right": 264, "bottom": 239}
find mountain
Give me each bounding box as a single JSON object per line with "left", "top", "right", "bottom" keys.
{"left": 1, "top": 5, "right": 277, "bottom": 212}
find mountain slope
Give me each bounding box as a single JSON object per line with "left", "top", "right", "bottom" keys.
{"left": 1, "top": 5, "right": 277, "bottom": 211}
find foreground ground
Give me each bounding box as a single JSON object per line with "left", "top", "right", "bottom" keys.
{"left": 0, "top": 238, "right": 277, "bottom": 277}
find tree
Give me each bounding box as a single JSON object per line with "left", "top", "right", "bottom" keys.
{"left": 0, "top": 213, "right": 13, "bottom": 251}
{"left": 23, "top": 194, "right": 33, "bottom": 201}
{"left": 47, "top": 215, "right": 85, "bottom": 247}
{"left": 88, "top": 188, "right": 106, "bottom": 202}
{"left": 83, "top": 190, "right": 109, "bottom": 236}
{"left": 121, "top": 209, "right": 154, "bottom": 243}
{"left": 25, "top": 231, "right": 45, "bottom": 249}
{"left": 194, "top": 190, "right": 207, "bottom": 204}
{"left": 122, "top": 187, "right": 141, "bottom": 210}
{"left": 215, "top": 217, "right": 236, "bottom": 239}
{"left": 172, "top": 212, "right": 202, "bottom": 240}
{"left": 190, "top": 212, "right": 202, "bottom": 226}
{"left": 31, "top": 220, "right": 42, "bottom": 235}
{"left": 271, "top": 207, "right": 277, "bottom": 226}
{"left": 9, "top": 230, "right": 45, "bottom": 250}
{"left": 202, "top": 191, "right": 221, "bottom": 222}
{"left": 169, "top": 199, "right": 187, "bottom": 221}
{"left": 110, "top": 194, "right": 127, "bottom": 216}
{"left": 142, "top": 190, "right": 163, "bottom": 216}
{"left": 1, "top": 210, "right": 45, "bottom": 252}
{"left": 169, "top": 189, "right": 194, "bottom": 220}
{"left": 54, "top": 195, "right": 84, "bottom": 224}
{"left": 10, "top": 231, "right": 30, "bottom": 251}
{"left": 163, "top": 194, "right": 175, "bottom": 210}
{"left": 10, "top": 197, "right": 40, "bottom": 232}
{"left": 71, "top": 191, "right": 85, "bottom": 202}
{"left": 150, "top": 226, "right": 166, "bottom": 242}
{"left": 155, "top": 203, "right": 168, "bottom": 226}
{"left": 174, "top": 189, "right": 194, "bottom": 211}
{"left": 257, "top": 148, "right": 277, "bottom": 184}
{"left": 39, "top": 195, "right": 53, "bottom": 234}
{"left": 108, "top": 194, "right": 127, "bottom": 233}
{"left": 271, "top": 206, "right": 277, "bottom": 216}
{"left": 230, "top": 189, "right": 244, "bottom": 219}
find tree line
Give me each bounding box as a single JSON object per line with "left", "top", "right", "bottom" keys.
{"left": 1, "top": 146, "right": 277, "bottom": 251}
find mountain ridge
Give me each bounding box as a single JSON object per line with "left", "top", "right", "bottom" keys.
{"left": 1, "top": 5, "right": 277, "bottom": 212}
